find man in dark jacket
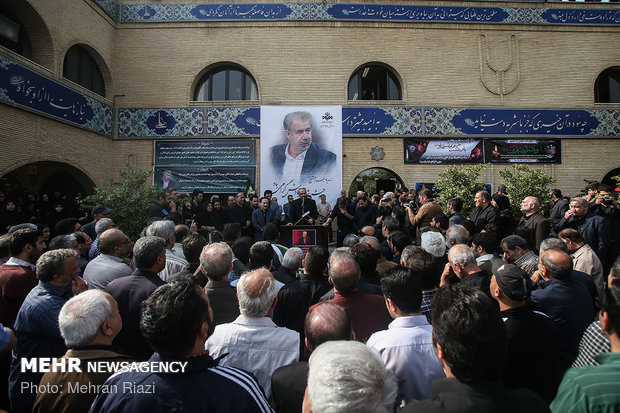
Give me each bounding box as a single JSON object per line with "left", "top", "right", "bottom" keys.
{"left": 106, "top": 236, "right": 166, "bottom": 361}
{"left": 402, "top": 285, "right": 549, "bottom": 413}
{"left": 470, "top": 191, "right": 496, "bottom": 234}
{"left": 554, "top": 197, "right": 609, "bottom": 261}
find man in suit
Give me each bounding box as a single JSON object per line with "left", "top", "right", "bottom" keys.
{"left": 518, "top": 196, "right": 550, "bottom": 253}
{"left": 269, "top": 111, "right": 337, "bottom": 183}
{"left": 291, "top": 187, "right": 318, "bottom": 225}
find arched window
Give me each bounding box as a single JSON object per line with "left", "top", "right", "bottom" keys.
{"left": 595, "top": 67, "right": 620, "bottom": 103}
{"left": 194, "top": 65, "right": 258, "bottom": 101}
{"left": 348, "top": 65, "right": 401, "bottom": 101}
{"left": 63, "top": 45, "right": 105, "bottom": 97}
{"left": 0, "top": 11, "right": 31, "bottom": 58}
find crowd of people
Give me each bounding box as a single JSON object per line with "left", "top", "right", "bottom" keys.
{"left": 0, "top": 179, "right": 619, "bottom": 413}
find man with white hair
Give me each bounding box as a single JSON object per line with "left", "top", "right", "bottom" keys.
{"left": 33, "top": 290, "right": 131, "bottom": 412}
{"left": 440, "top": 244, "right": 491, "bottom": 299}
{"left": 420, "top": 231, "right": 446, "bottom": 259}
{"left": 200, "top": 242, "right": 239, "bottom": 326}
{"left": 205, "top": 268, "right": 299, "bottom": 398}
{"left": 303, "top": 340, "right": 397, "bottom": 413}
{"left": 146, "top": 220, "right": 187, "bottom": 281}
{"left": 272, "top": 247, "right": 304, "bottom": 285}
{"left": 445, "top": 224, "right": 469, "bottom": 249}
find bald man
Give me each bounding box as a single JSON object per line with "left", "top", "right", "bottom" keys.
{"left": 518, "top": 196, "right": 550, "bottom": 253}
{"left": 83, "top": 228, "right": 133, "bottom": 290}
{"left": 530, "top": 249, "right": 597, "bottom": 386}
{"left": 272, "top": 302, "right": 353, "bottom": 413}
{"left": 205, "top": 268, "right": 299, "bottom": 398}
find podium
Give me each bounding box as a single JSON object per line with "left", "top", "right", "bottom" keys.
{"left": 279, "top": 225, "right": 329, "bottom": 250}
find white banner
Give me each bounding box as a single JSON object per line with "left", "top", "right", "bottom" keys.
{"left": 260, "top": 105, "right": 342, "bottom": 208}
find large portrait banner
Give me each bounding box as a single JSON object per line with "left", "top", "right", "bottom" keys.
{"left": 260, "top": 106, "right": 342, "bottom": 207}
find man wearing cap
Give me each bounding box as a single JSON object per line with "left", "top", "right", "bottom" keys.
{"left": 490, "top": 263, "right": 558, "bottom": 403}
{"left": 81, "top": 204, "right": 111, "bottom": 241}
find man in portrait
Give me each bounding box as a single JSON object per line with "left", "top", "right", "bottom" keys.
{"left": 270, "top": 111, "right": 337, "bottom": 183}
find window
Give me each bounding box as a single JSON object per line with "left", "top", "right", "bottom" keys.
{"left": 348, "top": 65, "right": 401, "bottom": 101}
{"left": 194, "top": 66, "right": 258, "bottom": 101}
{"left": 63, "top": 45, "right": 105, "bottom": 97}
{"left": 0, "top": 12, "right": 29, "bottom": 57}
{"left": 595, "top": 67, "right": 620, "bottom": 103}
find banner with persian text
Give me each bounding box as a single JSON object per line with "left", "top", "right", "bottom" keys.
{"left": 153, "top": 140, "right": 256, "bottom": 193}
{"left": 404, "top": 138, "right": 561, "bottom": 164}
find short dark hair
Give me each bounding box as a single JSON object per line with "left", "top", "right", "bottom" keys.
{"left": 304, "top": 302, "right": 351, "bottom": 352}
{"left": 501, "top": 235, "right": 529, "bottom": 251}
{"left": 381, "top": 266, "right": 422, "bottom": 314}
{"left": 156, "top": 191, "right": 167, "bottom": 200}
{"left": 382, "top": 217, "right": 400, "bottom": 232}
{"left": 388, "top": 231, "right": 410, "bottom": 254}
{"left": 304, "top": 246, "right": 329, "bottom": 275}
{"left": 133, "top": 236, "right": 166, "bottom": 269}
{"left": 604, "top": 278, "right": 620, "bottom": 334}
{"left": 477, "top": 191, "right": 491, "bottom": 202}
{"left": 263, "top": 222, "right": 279, "bottom": 241}
{"left": 433, "top": 213, "right": 449, "bottom": 230}
{"left": 249, "top": 241, "right": 273, "bottom": 269}
{"left": 140, "top": 276, "right": 210, "bottom": 357}
{"left": 55, "top": 218, "right": 78, "bottom": 235}
{"left": 472, "top": 232, "right": 498, "bottom": 254}
{"left": 419, "top": 188, "right": 433, "bottom": 199}
{"left": 264, "top": 190, "right": 273, "bottom": 196}
{"left": 551, "top": 189, "right": 562, "bottom": 199}
{"left": 403, "top": 248, "right": 440, "bottom": 291}
{"left": 182, "top": 234, "right": 207, "bottom": 264}
{"left": 448, "top": 198, "right": 463, "bottom": 212}
{"left": 585, "top": 182, "right": 600, "bottom": 191}
{"left": 10, "top": 228, "right": 42, "bottom": 256}
{"left": 222, "top": 223, "right": 241, "bottom": 243}
{"left": 232, "top": 236, "right": 253, "bottom": 266}
{"left": 599, "top": 183, "right": 613, "bottom": 193}
{"left": 432, "top": 285, "right": 506, "bottom": 383}
{"left": 391, "top": 206, "right": 406, "bottom": 225}
{"left": 165, "top": 212, "right": 183, "bottom": 226}
{"left": 352, "top": 243, "right": 379, "bottom": 277}
{"left": 558, "top": 228, "right": 584, "bottom": 244}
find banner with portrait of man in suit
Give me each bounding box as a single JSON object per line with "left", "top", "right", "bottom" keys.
{"left": 260, "top": 105, "right": 342, "bottom": 208}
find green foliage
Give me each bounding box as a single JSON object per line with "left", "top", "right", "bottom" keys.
{"left": 435, "top": 164, "right": 488, "bottom": 217}
{"left": 81, "top": 163, "right": 156, "bottom": 241}
{"left": 611, "top": 175, "right": 620, "bottom": 191}
{"left": 498, "top": 165, "right": 555, "bottom": 222}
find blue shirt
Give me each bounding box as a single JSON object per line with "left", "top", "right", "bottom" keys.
{"left": 0, "top": 323, "right": 11, "bottom": 351}
{"left": 9, "top": 282, "right": 72, "bottom": 413}
{"left": 367, "top": 315, "right": 445, "bottom": 405}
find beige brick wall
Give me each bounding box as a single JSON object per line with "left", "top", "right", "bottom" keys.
{"left": 1, "top": 0, "right": 619, "bottom": 198}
